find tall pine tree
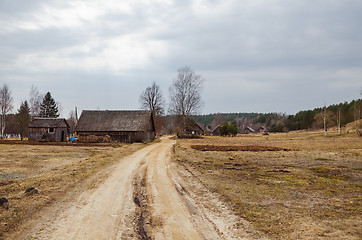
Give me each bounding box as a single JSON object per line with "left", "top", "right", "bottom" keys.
{"left": 16, "top": 101, "right": 30, "bottom": 140}
{"left": 39, "top": 92, "right": 59, "bottom": 118}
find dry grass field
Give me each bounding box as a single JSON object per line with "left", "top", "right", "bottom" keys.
{"left": 0, "top": 142, "right": 146, "bottom": 239}
{"left": 173, "top": 131, "right": 362, "bottom": 239}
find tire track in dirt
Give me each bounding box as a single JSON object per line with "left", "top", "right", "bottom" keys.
{"left": 29, "top": 138, "right": 233, "bottom": 240}
{"left": 145, "top": 140, "right": 205, "bottom": 239}
{"left": 30, "top": 144, "right": 159, "bottom": 240}
{"left": 132, "top": 161, "right": 152, "bottom": 240}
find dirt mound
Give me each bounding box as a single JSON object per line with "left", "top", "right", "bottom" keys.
{"left": 191, "top": 145, "right": 291, "bottom": 151}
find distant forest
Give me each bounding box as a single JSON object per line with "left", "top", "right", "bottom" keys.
{"left": 195, "top": 99, "right": 362, "bottom": 133}
{"left": 4, "top": 99, "right": 361, "bottom": 136}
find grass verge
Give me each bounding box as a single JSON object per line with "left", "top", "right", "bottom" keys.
{"left": 173, "top": 132, "right": 361, "bottom": 239}
{"left": 0, "top": 142, "right": 146, "bottom": 239}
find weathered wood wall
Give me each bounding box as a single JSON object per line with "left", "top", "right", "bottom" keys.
{"left": 29, "top": 127, "right": 68, "bottom": 142}
{"left": 78, "top": 131, "right": 155, "bottom": 143}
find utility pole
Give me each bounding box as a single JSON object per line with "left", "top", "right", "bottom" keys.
{"left": 75, "top": 107, "right": 78, "bottom": 127}
{"left": 74, "top": 107, "right": 78, "bottom": 136}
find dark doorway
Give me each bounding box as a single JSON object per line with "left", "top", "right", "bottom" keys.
{"left": 61, "top": 131, "right": 65, "bottom": 142}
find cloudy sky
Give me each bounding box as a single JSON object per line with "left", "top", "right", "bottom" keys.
{"left": 1, "top": 0, "right": 361, "bottom": 117}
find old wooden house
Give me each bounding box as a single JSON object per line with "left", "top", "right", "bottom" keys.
{"left": 242, "top": 126, "right": 255, "bottom": 134}
{"left": 76, "top": 110, "right": 155, "bottom": 143}
{"left": 257, "top": 126, "right": 268, "bottom": 133}
{"left": 183, "top": 123, "right": 205, "bottom": 137}
{"left": 29, "top": 118, "right": 70, "bottom": 142}
{"left": 211, "top": 125, "right": 221, "bottom": 136}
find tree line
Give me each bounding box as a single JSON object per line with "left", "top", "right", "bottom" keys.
{"left": 2, "top": 66, "right": 360, "bottom": 139}
{"left": 194, "top": 99, "right": 361, "bottom": 134}
{"left": 284, "top": 100, "right": 361, "bottom": 133}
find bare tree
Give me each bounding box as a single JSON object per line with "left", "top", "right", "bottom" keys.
{"left": 168, "top": 66, "right": 203, "bottom": 131}
{"left": 139, "top": 82, "right": 165, "bottom": 135}
{"left": 139, "top": 81, "right": 165, "bottom": 115}
{"left": 0, "top": 84, "right": 13, "bottom": 138}
{"left": 314, "top": 108, "right": 335, "bottom": 136}
{"left": 29, "top": 85, "right": 42, "bottom": 117}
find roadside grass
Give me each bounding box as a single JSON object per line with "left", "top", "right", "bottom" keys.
{"left": 0, "top": 142, "right": 146, "bottom": 238}
{"left": 173, "top": 131, "right": 362, "bottom": 239}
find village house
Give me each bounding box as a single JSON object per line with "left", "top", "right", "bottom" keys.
{"left": 184, "top": 122, "right": 205, "bottom": 137}
{"left": 211, "top": 125, "right": 221, "bottom": 136}
{"left": 29, "top": 118, "right": 70, "bottom": 142}
{"left": 257, "top": 126, "right": 268, "bottom": 133}
{"left": 242, "top": 126, "right": 255, "bottom": 134}
{"left": 76, "top": 110, "right": 155, "bottom": 143}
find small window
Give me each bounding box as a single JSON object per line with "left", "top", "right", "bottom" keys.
{"left": 49, "top": 128, "right": 54, "bottom": 133}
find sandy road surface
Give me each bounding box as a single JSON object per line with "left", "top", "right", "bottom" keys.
{"left": 29, "top": 138, "right": 241, "bottom": 240}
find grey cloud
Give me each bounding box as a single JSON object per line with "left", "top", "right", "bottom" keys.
{"left": 1, "top": 0, "right": 361, "bottom": 116}
{"left": 0, "top": 0, "right": 44, "bottom": 20}
{"left": 149, "top": 1, "right": 362, "bottom": 71}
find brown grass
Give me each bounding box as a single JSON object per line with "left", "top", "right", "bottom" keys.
{"left": 173, "top": 131, "right": 362, "bottom": 239}
{"left": 0, "top": 142, "right": 146, "bottom": 239}
{"left": 191, "top": 144, "right": 292, "bottom": 151}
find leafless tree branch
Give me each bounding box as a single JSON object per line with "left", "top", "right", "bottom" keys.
{"left": 139, "top": 81, "right": 165, "bottom": 115}
{"left": 0, "top": 84, "right": 13, "bottom": 138}
{"left": 168, "top": 66, "right": 203, "bottom": 130}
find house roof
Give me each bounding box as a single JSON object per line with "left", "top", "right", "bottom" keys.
{"left": 244, "top": 126, "right": 255, "bottom": 132}
{"left": 194, "top": 123, "right": 205, "bottom": 132}
{"left": 76, "top": 110, "right": 154, "bottom": 132}
{"left": 211, "top": 125, "right": 220, "bottom": 133}
{"left": 29, "top": 118, "right": 69, "bottom": 128}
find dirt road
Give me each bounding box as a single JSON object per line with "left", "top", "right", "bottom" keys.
{"left": 28, "top": 138, "right": 242, "bottom": 240}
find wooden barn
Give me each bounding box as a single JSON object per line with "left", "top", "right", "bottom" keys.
{"left": 242, "top": 126, "right": 255, "bottom": 134}
{"left": 29, "top": 118, "right": 70, "bottom": 142}
{"left": 76, "top": 110, "right": 155, "bottom": 143}
{"left": 211, "top": 125, "right": 221, "bottom": 136}
{"left": 257, "top": 126, "right": 268, "bottom": 133}
{"left": 183, "top": 123, "right": 205, "bottom": 137}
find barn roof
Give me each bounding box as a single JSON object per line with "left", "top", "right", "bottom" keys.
{"left": 29, "top": 118, "right": 69, "bottom": 128}
{"left": 244, "top": 126, "right": 255, "bottom": 132}
{"left": 76, "top": 110, "right": 154, "bottom": 132}
{"left": 211, "top": 124, "right": 220, "bottom": 133}
{"left": 194, "top": 123, "right": 205, "bottom": 132}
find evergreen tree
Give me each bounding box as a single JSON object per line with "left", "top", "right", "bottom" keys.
{"left": 228, "top": 121, "right": 238, "bottom": 136}
{"left": 220, "top": 122, "right": 229, "bottom": 136}
{"left": 220, "top": 122, "right": 238, "bottom": 136}
{"left": 39, "top": 92, "right": 59, "bottom": 118}
{"left": 16, "top": 101, "right": 30, "bottom": 140}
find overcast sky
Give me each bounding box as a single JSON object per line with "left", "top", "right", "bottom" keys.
{"left": 1, "top": 0, "right": 361, "bottom": 117}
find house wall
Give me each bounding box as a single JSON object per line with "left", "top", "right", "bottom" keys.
{"left": 29, "top": 127, "right": 68, "bottom": 142}
{"left": 242, "top": 129, "right": 254, "bottom": 134}
{"left": 212, "top": 127, "right": 220, "bottom": 136}
{"left": 185, "top": 125, "right": 204, "bottom": 136}
{"left": 78, "top": 131, "right": 155, "bottom": 143}
{"left": 144, "top": 130, "right": 155, "bottom": 142}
